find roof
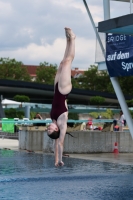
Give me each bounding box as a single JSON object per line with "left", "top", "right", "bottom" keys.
{"left": 71, "top": 68, "right": 84, "bottom": 78}
{"left": 24, "top": 65, "right": 85, "bottom": 78}
{"left": 23, "top": 65, "right": 38, "bottom": 77}
{"left": 98, "top": 13, "right": 133, "bottom": 35}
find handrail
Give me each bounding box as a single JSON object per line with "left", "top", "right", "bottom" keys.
{"left": 0, "top": 119, "right": 114, "bottom": 124}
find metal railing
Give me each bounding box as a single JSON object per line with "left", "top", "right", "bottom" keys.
{"left": 0, "top": 119, "right": 114, "bottom": 124}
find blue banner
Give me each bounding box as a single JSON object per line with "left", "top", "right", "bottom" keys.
{"left": 106, "top": 33, "right": 133, "bottom": 77}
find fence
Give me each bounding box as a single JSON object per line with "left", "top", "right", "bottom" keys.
{"left": 0, "top": 119, "right": 116, "bottom": 139}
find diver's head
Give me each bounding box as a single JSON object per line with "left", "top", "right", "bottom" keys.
{"left": 47, "top": 123, "right": 60, "bottom": 139}
{"left": 47, "top": 130, "right": 60, "bottom": 139}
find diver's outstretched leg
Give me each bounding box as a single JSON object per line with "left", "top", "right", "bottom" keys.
{"left": 54, "top": 28, "right": 72, "bottom": 85}
{"left": 58, "top": 27, "right": 76, "bottom": 94}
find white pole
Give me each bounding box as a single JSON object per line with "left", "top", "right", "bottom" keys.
{"left": 103, "top": 0, "right": 110, "bottom": 19}
{"left": 83, "top": 0, "right": 105, "bottom": 56}
{"left": 83, "top": 0, "right": 133, "bottom": 138}
{"left": 130, "top": 0, "right": 132, "bottom": 13}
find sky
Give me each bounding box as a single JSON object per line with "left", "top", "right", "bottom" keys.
{"left": 0, "top": 0, "right": 131, "bottom": 69}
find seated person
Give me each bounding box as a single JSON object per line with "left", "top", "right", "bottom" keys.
{"left": 34, "top": 113, "right": 43, "bottom": 119}
{"left": 33, "top": 113, "right": 46, "bottom": 126}
{"left": 67, "top": 122, "right": 75, "bottom": 128}
{"left": 86, "top": 120, "right": 93, "bottom": 130}
{"left": 93, "top": 126, "right": 102, "bottom": 131}
{"left": 113, "top": 119, "right": 119, "bottom": 131}
{"left": 114, "top": 125, "right": 119, "bottom": 131}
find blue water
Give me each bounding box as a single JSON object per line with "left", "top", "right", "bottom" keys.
{"left": 0, "top": 150, "right": 133, "bottom": 200}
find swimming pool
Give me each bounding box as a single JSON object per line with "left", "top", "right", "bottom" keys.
{"left": 0, "top": 149, "right": 133, "bottom": 200}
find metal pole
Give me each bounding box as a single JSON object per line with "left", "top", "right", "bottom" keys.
{"left": 0, "top": 95, "right": 5, "bottom": 118}
{"left": 130, "top": 0, "right": 132, "bottom": 13}
{"left": 103, "top": 0, "right": 110, "bottom": 19}
{"left": 83, "top": 0, "right": 133, "bottom": 137}
{"left": 25, "top": 105, "right": 30, "bottom": 119}
{"left": 0, "top": 101, "right": 5, "bottom": 118}
{"left": 83, "top": 0, "right": 105, "bottom": 56}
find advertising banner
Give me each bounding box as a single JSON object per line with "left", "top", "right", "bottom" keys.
{"left": 106, "top": 33, "right": 133, "bottom": 77}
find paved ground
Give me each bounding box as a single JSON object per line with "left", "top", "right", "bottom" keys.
{"left": 0, "top": 138, "right": 19, "bottom": 151}
{"left": 0, "top": 138, "right": 133, "bottom": 165}
{"left": 70, "top": 153, "right": 133, "bottom": 165}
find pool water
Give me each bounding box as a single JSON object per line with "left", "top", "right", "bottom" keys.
{"left": 0, "top": 149, "right": 133, "bottom": 200}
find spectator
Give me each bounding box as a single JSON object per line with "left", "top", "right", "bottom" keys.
{"left": 97, "top": 115, "right": 101, "bottom": 119}
{"left": 33, "top": 113, "right": 46, "bottom": 126}
{"left": 119, "top": 110, "right": 125, "bottom": 131}
{"left": 34, "top": 113, "right": 43, "bottom": 120}
{"left": 86, "top": 119, "right": 93, "bottom": 130}
{"left": 114, "top": 125, "right": 119, "bottom": 131}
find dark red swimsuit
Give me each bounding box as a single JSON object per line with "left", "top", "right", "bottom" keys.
{"left": 50, "top": 82, "right": 69, "bottom": 121}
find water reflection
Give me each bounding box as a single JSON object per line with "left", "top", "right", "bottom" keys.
{"left": 0, "top": 150, "right": 133, "bottom": 200}
{"left": 0, "top": 150, "right": 133, "bottom": 176}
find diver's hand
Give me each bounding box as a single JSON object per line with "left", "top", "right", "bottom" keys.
{"left": 55, "top": 161, "right": 64, "bottom": 167}
{"left": 58, "top": 161, "right": 64, "bottom": 167}
{"left": 55, "top": 162, "right": 59, "bottom": 167}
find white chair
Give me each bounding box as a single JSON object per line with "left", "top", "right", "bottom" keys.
{"left": 22, "top": 118, "right": 29, "bottom": 125}
{"left": 14, "top": 118, "right": 19, "bottom": 125}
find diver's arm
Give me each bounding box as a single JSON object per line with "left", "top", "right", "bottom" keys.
{"left": 57, "top": 113, "right": 68, "bottom": 166}
{"left": 58, "top": 122, "right": 67, "bottom": 166}
{"left": 54, "top": 139, "right": 59, "bottom": 166}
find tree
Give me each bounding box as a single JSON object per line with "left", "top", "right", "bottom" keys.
{"left": 36, "top": 62, "right": 57, "bottom": 84}
{"left": 89, "top": 109, "right": 113, "bottom": 119}
{"left": 71, "top": 77, "right": 82, "bottom": 89}
{"left": 72, "top": 65, "right": 133, "bottom": 96}
{"left": 0, "top": 57, "right": 31, "bottom": 81}
{"left": 118, "top": 76, "right": 133, "bottom": 95}
{"left": 126, "top": 99, "right": 133, "bottom": 107}
{"left": 13, "top": 95, "right": 30, "bottom": 102}
{"left": 68, "top": 112, "right": 79, "bottom": 120}
{"left": 97, "top": 70, "right": 114, "bottom": 93}
{"left": 90, "top": 96, "right": 105, "bottom": 106}
{"left": 79, "top": 65, "right": 98, "bottom": 90}
{"left": 5, "top": 108, "right": 24, "bottom": 119}
{"left": 78, "top": 65, "right": 113, "bottom": 92}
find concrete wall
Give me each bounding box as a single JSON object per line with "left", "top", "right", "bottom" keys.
{"left": 19, "top": 126, "right": 44, "bottom": 151}
{"left": 43, "top": 131, "right": 133, "bottom": 153}
{"left": 19, "top": 128, "right": 133, "bottom": 153}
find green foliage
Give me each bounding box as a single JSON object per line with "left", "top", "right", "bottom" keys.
{"left": 36, "top": 62, "right": 57, "bottom": 84}
{"left": 118, "top": 76, "right": 133, "bottom": 95}
{"left": 68, "top": 112, "right": 79, "bottom": 120}
{"left": 13, "top": 95, "right": 30, "bottom": 102}
{"left": 5, "top": 108, "right": 24, "bottom": 119}
{"left": 126, "top": 99, "right": 133, "bottom": 107}
{"left": 106, "top": 109, "right": 113, "bottom": 118}
{"left": 89, "top": 112, "right": 99, "bottom": 119}
{"left": 16, "top": 111, "right": 25, "bottom": 119}
{"left": 77, "top": 65, "right": 114, "bottom": 92}
{"left": 30, "top": 111, "right": 36, "bottom": 120}
{"left": 0, "top": 57, "right": 31, "bottom": 81}
{"left": 71, "top": 77, "right": 82, "bottom": 89}
{"left": 90, "top": 96, "right": 105, "bottom": 105}
{"left": 78, "top": 65, "right": 98, "bottom": 90}
{"left": 99, "top": 112, "right": 112, "bottom": 119}
{"left": 89, "top": 109, "right": 113, "bottom": 119}
{"left": 129, "top": 110, "right": 133, "bottom": 118}
{"left": 71, "top": 64, "right": 133, "bottom": 98}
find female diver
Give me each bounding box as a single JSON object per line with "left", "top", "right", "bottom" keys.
{"left": 47, "top": 27, "right": 76, "bottom": 167}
